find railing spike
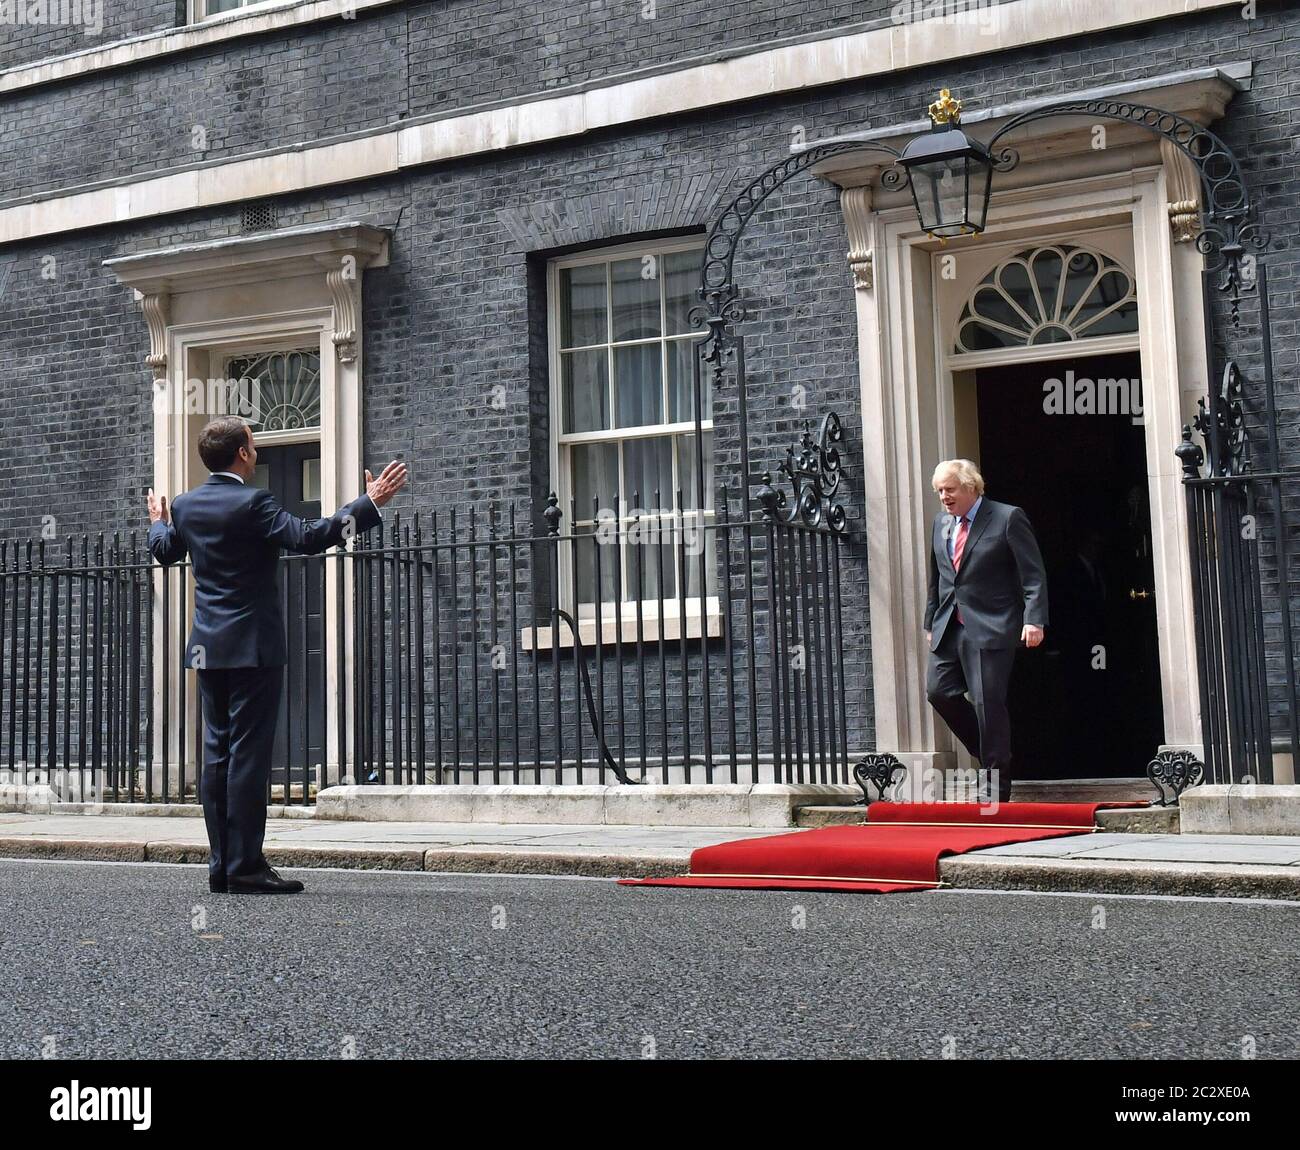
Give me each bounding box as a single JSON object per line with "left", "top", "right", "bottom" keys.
{"left": 543, "top": 492, "right": 561, "bottom": 536}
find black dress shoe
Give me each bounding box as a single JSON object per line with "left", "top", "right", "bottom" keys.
{"left": 209, "top": 876, "right": 228, "bottom": 894}
{"left": 228, "top": 866, "right": 304, "bottom": 895}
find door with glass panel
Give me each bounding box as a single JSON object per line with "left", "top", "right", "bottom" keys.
{"left": 231, "top": 348, "right": 325, "bottom": 788}
{"left": 552, "top": 242, "right": 715, "bottom": 624}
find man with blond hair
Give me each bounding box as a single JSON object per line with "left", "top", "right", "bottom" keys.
{"left": 924, "top": 459, "right": 1047, "bottom": 803}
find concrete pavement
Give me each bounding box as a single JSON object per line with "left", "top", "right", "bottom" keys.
{"left": 0, "top": 811, "right": 773, "bottom": 878}
{"left": 1, "top": 811, "right": 1298, "bottom": 897}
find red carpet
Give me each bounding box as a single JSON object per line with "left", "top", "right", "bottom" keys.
{"left": 620, "top": 801, "right": 1146, "bottom": 893}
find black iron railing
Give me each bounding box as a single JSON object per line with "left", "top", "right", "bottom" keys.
{"left": 0, "top": 535, "right": 156, "bottom": 803}
{"left": 350, "top": 487, "right": 849, "bottom": 788}
{"left": 1175, "top": 262, "right": 1300, "bottom": 787}
{"left": 0, "top": 487, "right": 852, "bottom": 805}
{"left": 1179, "top": 466, "right": 1299, "bottom": 785}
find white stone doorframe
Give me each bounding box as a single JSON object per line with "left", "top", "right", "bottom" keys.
{"left": 843, "top": 167, "right": 1208, "bottom": 781}
{"left": 158, "top": 312, "right": 353, "bottom": 783}
{"left": 104, "top": 223, "right": 388, "bottom": 789}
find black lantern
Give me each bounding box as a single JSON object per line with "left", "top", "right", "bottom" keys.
{"left": 899, "top": 89, "right": 994, "bottom": 238}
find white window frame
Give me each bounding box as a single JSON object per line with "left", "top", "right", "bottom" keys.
{"left": 547, "top": 237, "right": 717, "bottom": 626}
{"left": 189, "top": 0, "right": 285, "bottom": 24}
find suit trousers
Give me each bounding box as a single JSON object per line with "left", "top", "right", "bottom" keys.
{"left": 197, "top": 666, "right": 284, "bottom": 880}
{"left": 926, "top": 621, "right": 1018, "bottom": 795}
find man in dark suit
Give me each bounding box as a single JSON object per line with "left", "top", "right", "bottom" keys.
{"left": 924, "top": 459, "right": 1047, "bottom": 803}
{"left": 146, "top": 417, "right": 407, "bottom": 894}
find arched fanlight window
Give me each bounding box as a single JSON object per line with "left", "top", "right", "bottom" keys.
{"left": 225, "top": 348, "right": 322, "bottom": 433}
{"left": 954, "top": 244, "right": 1138, "bottom": 353}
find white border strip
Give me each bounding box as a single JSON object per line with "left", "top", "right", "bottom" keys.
{"left": 0, "top": 0, "right": 1241, "bottom": 247}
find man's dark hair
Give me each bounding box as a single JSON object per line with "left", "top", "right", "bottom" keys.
{"left": 197, "top": 417, "right": 250, "bottom": 472}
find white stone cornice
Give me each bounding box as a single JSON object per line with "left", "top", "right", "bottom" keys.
{"left": 0, "top": 0, "right": 1246, "bottom": 249}
{"left": 102, "top": 220, "right": 390, "bottom": 297}
{"left": 105, "top": 221, "right": 388, "bottom": 366}
{"left": 809, "top": 62, "right": 1251, "bottom": 191}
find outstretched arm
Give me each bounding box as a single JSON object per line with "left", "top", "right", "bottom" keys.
{"left": 250, "top": 459, "right": 408, "bottom": 554}
{"left": 250, "top": 489, "right": 378, "bottom": 554}
{"left": 146, "top": 489, "right": 188, "bottom": 565}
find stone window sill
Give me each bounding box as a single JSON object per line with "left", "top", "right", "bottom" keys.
{"left": 521, "top": 602, "right": 723, "bottom": 652}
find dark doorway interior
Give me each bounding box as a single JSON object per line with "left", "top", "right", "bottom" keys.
{"left": 251, "top": 442, "right": 325, "bottom": 782}
{"left": 973, "top": 351, "right": 1163, "bottom": 779}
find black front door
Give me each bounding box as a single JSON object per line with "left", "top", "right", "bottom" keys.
{"left": 251, "top": 442, "right": 325, "bottom": 788}
{"left": 974, "top": 351, "right": 1163, "bottom": 779}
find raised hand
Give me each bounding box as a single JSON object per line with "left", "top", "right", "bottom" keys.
{"left": 147, "top": 488, "right": 169, "bottom": 525}
{"left": 365, "top": 460, "right": 409, "bottom": 509}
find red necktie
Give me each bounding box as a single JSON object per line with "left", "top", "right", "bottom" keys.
{"left": 952, "top": 516, "right": 969, "bottom": 624}
{"left": 952, "top": 516, "right": 969, "bottom": 571}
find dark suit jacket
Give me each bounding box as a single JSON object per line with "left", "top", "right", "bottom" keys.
{"left": 147, "top": 474, "right": 381, "bottom": 669}
{"left": 924, "top": 498, "right": 1048, "bottom": 651}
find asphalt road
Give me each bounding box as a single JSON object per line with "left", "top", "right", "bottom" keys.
{"left": 1, "top": 858, "right": 1296, "bottom": 1060}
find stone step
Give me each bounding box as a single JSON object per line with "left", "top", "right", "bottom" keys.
{"left": 795, "top": 792, "right": 1181, "bottom": 834}
{"left": 796, "top": 805, "right": 866, "bottom": 827}
{"left": 315, "top": 783, "right": 863, "bottom": 826}
{"left": 1095, "top": 806, "right": 1179, "bottom": 834}
{"left": 1010, "top": 778, "right": 1157, "bottom": 803}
